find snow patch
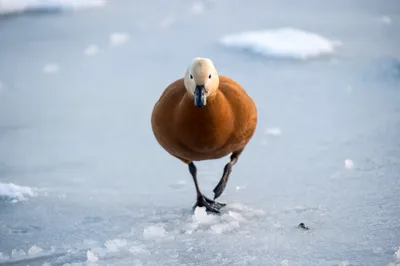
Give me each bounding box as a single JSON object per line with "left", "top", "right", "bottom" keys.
{"left": 0, "top": 0, "right": 106, "bottom": 15}
{"left": 220, "top": 27, "right": 341, "bottom": 60}
{"left": 143, "top": 224, "right": 166, "bottom": 240}
{"left": 109, "top": 32, "right": 129, "bottom": 47}
{"left": 0, "top": 182, "right": 37, "bottom": 201}
{"left": 265, "top": 127, "right": 282, "bottom": 136}
{"left": 86, "top": 250, "right": 99, "bottom": 263}
{"left": 344, "top": 159, "right": 354, "bottom": 169}
{"left": 184, "top": 204, "right": 265, "bottom": 235}
{"left": 84, "top": 44, "right": 100, "bottom": 56}
{"left": 11, "top": 249, "right": 26, "bottom": 259}
{"left": 43, "top": 63, "right": 60, "bottom": 74}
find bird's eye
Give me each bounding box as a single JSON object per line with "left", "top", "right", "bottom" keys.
{"left": 208, "top": 74, "right": 212, "bottom": 79}
{"left": 190, "top": 74, "right": 193, "bottom": 79}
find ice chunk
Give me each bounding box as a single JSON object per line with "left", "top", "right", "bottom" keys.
{"left": 265, "top": 127, "right": 282, "bottom": 136}
{"left": 337, "top": 261, "right": 350, "bottom": 266}
{"left": 104, "top": 239, "right": 128, "bottom": 252}
{"left": 43, "top": 63, "right": 60, "bottom": 74}
{"left": 395, "top": 247, "right": 400, "bottom": 262}
{"left": 11, "top": 249, "right": 26, "bottom": 259}
{"left": 281, "top": 259, "right": 289, "bottom": 266}
{"left": 344, "top": 159, "right": 354, "bottom": 169}
{"left": 220, "top": 27, "right": 341, "bottom": 60}
{"left": 193, "top": 207, "right": 218, "bottom": 224}
{"left": 0, "top": 182, "right": 37, "bottom": 201}
{"left": 0, "top": 0, "right": 106, "bottom": 15}
{"left": 84, "top": 44, "right": 100, "bottom": 56}
{"left": 143, "top": 225, "right": 166, "bottom": 239}
{"left": 109, "top": 32, "right": 129, "bottom": 47}
{"left": 86, "top": 250, "right": 99, "bottom": 263}
{"left": 28, "top": 245, "right": 43, "bottom": 256}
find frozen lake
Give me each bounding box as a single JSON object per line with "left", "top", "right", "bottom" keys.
{"left": 1, "top": 0, "right": 400, "bottom": 265}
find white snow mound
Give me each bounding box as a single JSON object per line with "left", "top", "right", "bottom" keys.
{"left": 219, "top": 27, "right": 341, "bottom": 60}
{"left": 0, "top": 0, "right": 106, "bottom": 15}
{"left": 0, "top": 182, "right": 37, "bottom": 201}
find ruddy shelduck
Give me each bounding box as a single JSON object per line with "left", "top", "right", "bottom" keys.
{"left": 151, "top": 57, "right": 257, "bottom": 214}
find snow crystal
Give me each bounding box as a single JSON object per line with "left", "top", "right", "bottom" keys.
{"left": 109, "top": 32, "right": 129, "bottom": 47}
{"left": 220, "top": 27, "right": 341, "bottom": 60}
{"left": 0, "top": 0, "right": 106, "bottom": 15}
{"left": 344, "top": 159, "right": 354, "bottom": 169}
{"left": 0, "top": 182, "right": 37, "bottom": 201}
{"left": 281, "top": 259, "right": 289, "bottom": 266}
{"left": 143, "top": 224, "right": 166, "bottom": 239}
{"left": 27, "top": 245, "right": 43, "bottom": 256}
{"left": 104, "top": 239, "right": 128, "bottom": 252}
{"left": 84, "top": 44, "right": 100, "bottom": 56}
{"left": 265, "top": 127, "right": 282, "bottom": 136}
{"left": 190, "top": 2, "right": 204, "bottom": 15}
{"left": 379, "top": 15, "right": 392, "bottom": 25}
{"left": 11, "top": 249, "right": 26, "bottom": 259}
{"left": 43, "top": 63, "right": 60, "bottom": 74}
{"left": 86, "top": 250, "right": 99, "bottom": 263}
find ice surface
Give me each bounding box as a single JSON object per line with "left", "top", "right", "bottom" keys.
{"left": 1, "top": 0, "right": 400, "bottom": 265}
{"left": 84, "top": 45, "right": 100, "bottom": 56}
{"left": 109, "top": 32, "right": 129, "bottom": 47}
{"left": 0, "top": 182, "right": 36, "bottom": 201}
{"left": 220, "top": 27, "right": 342, "bottom": 59}
{"left": 0, "top": 0, "right": 106, "bottom": 15}
{"left": 190, "top": 2, "right": 204, "bottom": 15}
{"left": 379, "top": 15, "right": 392, "bottom": 25}
{"left": 42, "top": 63, "right": 60, "bottom": 74}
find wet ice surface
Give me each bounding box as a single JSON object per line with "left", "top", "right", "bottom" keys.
{"left": 1, "top": 0, "right": 400, "bottom": 265}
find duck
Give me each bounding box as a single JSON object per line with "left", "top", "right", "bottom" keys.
{"left": 151, "top": 57, "right": 258, "bottom": 214}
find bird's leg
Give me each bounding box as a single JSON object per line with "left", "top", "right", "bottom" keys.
{"left": 188, "top": 162, "right": 226, "bottom": 214}
{"left": 213, "top": 149, "right": 243, "bottom": 200}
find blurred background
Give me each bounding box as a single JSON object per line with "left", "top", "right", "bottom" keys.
{"left": 0, "top": 0, "right": 399, "bottom": 265}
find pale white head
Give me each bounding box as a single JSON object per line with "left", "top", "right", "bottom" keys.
{"left": 183, "top": 57, "right": 219, "bottom": 108}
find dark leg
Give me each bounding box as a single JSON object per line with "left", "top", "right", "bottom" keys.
{"left": 188, "top": 162, "right": 226, "bottom": 214}
{"left": 213, "top": 149, "right": 243, "bottom": 200}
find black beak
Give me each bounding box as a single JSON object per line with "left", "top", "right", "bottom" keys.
{"left": 194, "top": 84, "right": 206, "bottom": 108}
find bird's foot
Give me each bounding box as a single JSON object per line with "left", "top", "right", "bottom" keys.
{"left": 193, "top": 195, "right": 226, "bottom": 214}
{"left": 213, "top": 178, "right": 227, "bottom": 200}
